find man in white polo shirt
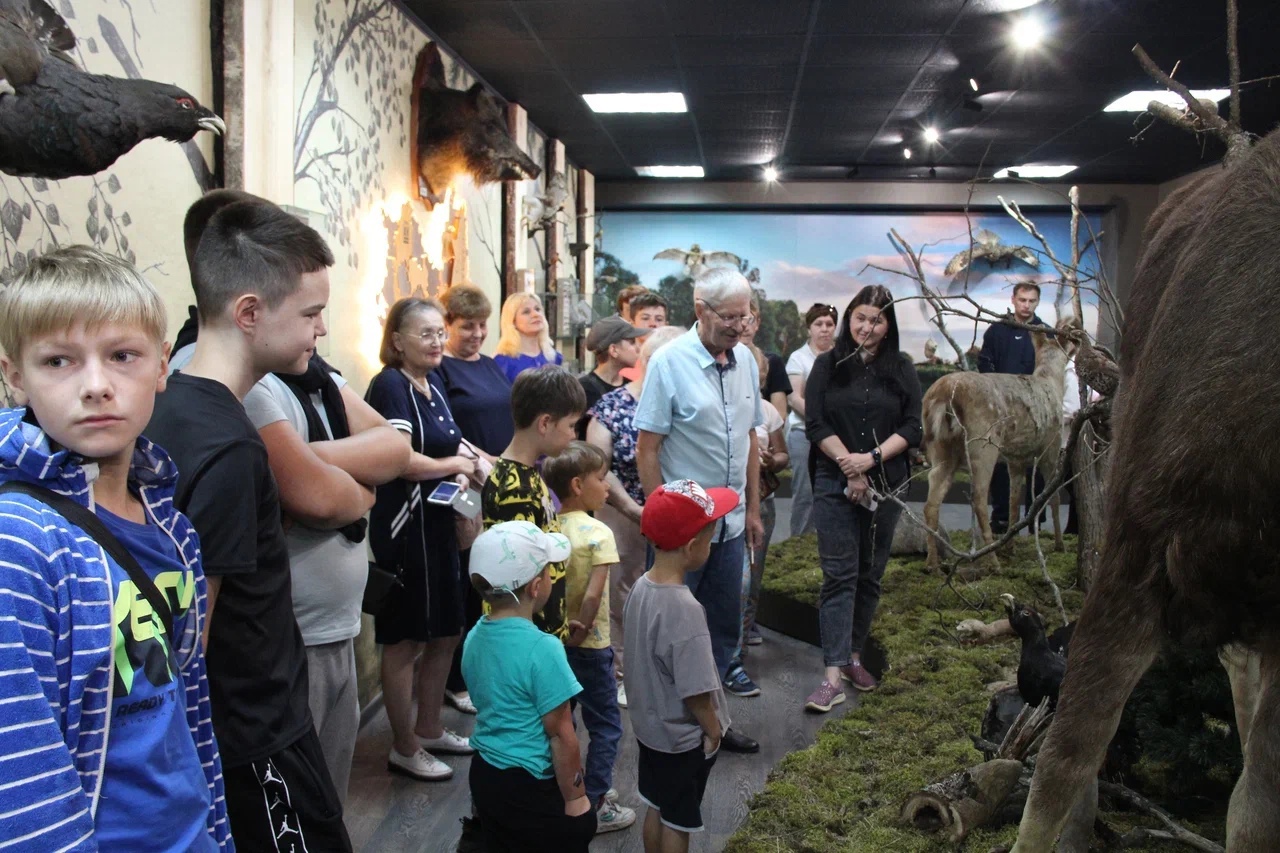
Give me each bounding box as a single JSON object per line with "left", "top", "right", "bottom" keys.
{"left": 634, "top": 267, "right": 765, "bottom": 754}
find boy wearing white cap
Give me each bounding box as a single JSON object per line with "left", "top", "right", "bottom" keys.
{"left": 625, "top": 479, "right": 738, "bottom": 852}
{"left": 462, "top": 521, "right": 596, "bottom": 850}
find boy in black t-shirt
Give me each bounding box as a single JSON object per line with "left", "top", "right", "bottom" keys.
{"left": 145, "top": 195, "right": 353, "bottom": 850}
{"left": 482, "top": 366, "right": 586, "bottom": 640}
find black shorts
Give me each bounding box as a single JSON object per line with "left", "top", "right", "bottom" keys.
{"left": 468, "top": 753, "right": 597, "bottom": 852}
{"left": 222, "top": 728, "right": 352, "bottom": 852}
{"left": 636, "top": 740, "right": 718, "bottom": 833}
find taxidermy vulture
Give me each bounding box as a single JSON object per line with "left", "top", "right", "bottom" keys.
{"left": 653, "top": 243, "right": 743, "bottom": 278}
{"left": 0, "top": 0, "right": 224, "bottom": 179}
{"left": 944, "top": 229, "right": 1039, "bottom": 277}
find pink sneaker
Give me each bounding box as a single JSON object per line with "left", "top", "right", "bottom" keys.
{"left": 840, "top": 661, "right": 879, "bottom": 692}
{"left": 804, "top": 680, "right": 846, "bottom": 713}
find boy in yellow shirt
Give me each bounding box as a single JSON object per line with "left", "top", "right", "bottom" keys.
{"left": 543, "top": 441, "right": 637, "bottom": 834}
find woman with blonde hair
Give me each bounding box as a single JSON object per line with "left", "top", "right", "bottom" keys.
{"left": 585, "top": 325, "right": 684, "bottom": 708}
{"left": 493, "top": 291, "right": 563, "bottom": 383}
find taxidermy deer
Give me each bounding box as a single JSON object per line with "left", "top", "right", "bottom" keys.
{"left": 413, "top": 44, "right": 540, "bottom": 205}
{"left": 1010, "top": 128, "right": 1280, "bottom": 853}
{"left": 921, "top": 317, "right": 1078, "bottom": 570}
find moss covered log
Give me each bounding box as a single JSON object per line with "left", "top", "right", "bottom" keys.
{"left": 728, "top": 531, "right": 1229, "bottom": 852}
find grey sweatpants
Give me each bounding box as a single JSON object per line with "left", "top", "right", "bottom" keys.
{"left": 306, "top": 638, "right": 360, "bottom": 805}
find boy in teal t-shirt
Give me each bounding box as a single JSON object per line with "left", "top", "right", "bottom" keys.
{"left": 462, "top": 521, "right": 596, "bottom": 851}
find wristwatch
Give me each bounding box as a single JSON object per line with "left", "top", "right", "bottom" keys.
{"left": 871, "top": 447, "right": 882, "bottom": 467}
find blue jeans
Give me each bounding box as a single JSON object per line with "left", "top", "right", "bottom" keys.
{"left": 787, "top": 427, "right": 815, "bottom": 536}
{"left": 564, "top": 646, "right": 622, "bottom": 806}
{"left": 813, "top": 464, "right": 902, "bottom": 667}
{"left": 683, "top": 533, "right": 746, "bottom": 680}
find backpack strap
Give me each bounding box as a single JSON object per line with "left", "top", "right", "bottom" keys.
{"left": 0, "top": 481, "right": 177, "bottom": 649}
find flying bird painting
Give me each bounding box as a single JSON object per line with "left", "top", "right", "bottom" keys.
{"left": 653, "top": 243, "right": 743, "bottom": 278}
{"left": 0, "top": 0, "right": 224, "bottom": 179}
{"left": 944, "top": 229, "right": 1040, "bottom": 277}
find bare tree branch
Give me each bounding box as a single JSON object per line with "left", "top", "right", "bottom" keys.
{"left": 1131, "top": 43, "right": 1251, "bottom": 162}
{"left": 1100, "top": 781, "right": 1225, "bottom": 853}
{"left": 1226, "top": 0, "right": 1241, "bottom": 128}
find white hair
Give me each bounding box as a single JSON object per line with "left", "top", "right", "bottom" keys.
{"left": 639, "top": 324, "right": 685, "bottom": 363}
{"left": 693, "top": 267, "right": 751, "bottom": 308}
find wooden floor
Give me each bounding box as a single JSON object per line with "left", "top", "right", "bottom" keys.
{"left": 345, "top": 626, "right": 855, "bottom": 852}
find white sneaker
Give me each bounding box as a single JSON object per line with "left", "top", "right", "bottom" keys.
{"left": 419, "top": 729, "right": 474, "bottom": 755}
{"left": 605, "top": 787, "right": 619, "bottom": 804}
{"left": 445, "top": 689, "right": 477, "bottom": 715}
{"left": 616, "top": 682, "right": 627, "bottom": 708}
{"left": 388, "top": 747, "right": 453, "bottom": 781}
{"left": 595, "top": 799, "right": 636, "bottom": 833}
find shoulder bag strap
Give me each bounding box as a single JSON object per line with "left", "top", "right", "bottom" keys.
{"left": 0, "top": 482, "right": 176, "bottom": 643}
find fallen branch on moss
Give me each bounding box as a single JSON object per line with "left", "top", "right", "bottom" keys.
{"left": 1101, "top": 781, "right": 1225, "bottom": 853}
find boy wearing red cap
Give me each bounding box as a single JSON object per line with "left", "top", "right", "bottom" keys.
{"left": 624, "top": 479, "right": 738, "bottom": 853}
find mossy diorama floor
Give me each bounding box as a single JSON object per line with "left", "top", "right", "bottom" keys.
{"left": 729, "top": 531, "right": 1228, "bottom": 852}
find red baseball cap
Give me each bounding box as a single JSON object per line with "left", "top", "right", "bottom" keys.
{"left": 641, "top": 479, "right": 740, "bottom": 551}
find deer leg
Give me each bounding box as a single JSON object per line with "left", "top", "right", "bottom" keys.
{"left": 1225, "top": 645, "right": 1280, "bottom": 851}
{"left": 1220, "top": 643, "right": 1262, "bottom": 751}
{"left": 1056, "top": 776, "right": 1097, "bottom": 853}
{"left": 924, "top": 452, "right": 958, "bottom": 571}
{"left": 969, "top": 447, "right": 1000, "bottom": 568}
{"left": 1012, "top": 548, "right": 1161, "bottom": 853}
{"left": 1040, "top": 449, "right": 1064, "bottom": 553}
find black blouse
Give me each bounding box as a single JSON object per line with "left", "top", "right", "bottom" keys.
{"left": 805, "top": 349, "right": 923, "bottom": 487}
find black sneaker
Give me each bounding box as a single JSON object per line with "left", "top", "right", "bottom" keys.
{"left": 723, "top": 664, "right": 761, "bottom": 697}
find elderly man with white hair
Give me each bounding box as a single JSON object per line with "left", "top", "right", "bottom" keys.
{"left": 634, "top": 267, "right": 765, "bottom": 754}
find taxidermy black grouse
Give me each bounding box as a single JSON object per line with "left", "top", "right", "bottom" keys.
{"left": 1001, "top": 593, "right": 1068, "bottom": 709}
{"left": 0, "top": 0, "right": 224, "bottom": 179}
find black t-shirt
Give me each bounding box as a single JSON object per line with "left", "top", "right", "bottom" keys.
{"left": 145, "top": 373, "right": 311, "bottom": 768}
{"left": 577, "top": 370, "right": 624, "bottom": 439}
{"left": 763, "top": 351, "right": 792, "bottom": 400}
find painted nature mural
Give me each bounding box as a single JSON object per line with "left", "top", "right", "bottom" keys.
{"left": 597, "top": 210, "right": 1107, "bottom": 361}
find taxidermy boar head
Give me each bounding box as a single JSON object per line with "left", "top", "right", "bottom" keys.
{"left": 414, "top": 44, "right": 541, "bottom": 205}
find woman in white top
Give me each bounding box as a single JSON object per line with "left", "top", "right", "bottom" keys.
{"left": 785, "top": 304, "right": 838, "bottom": 537}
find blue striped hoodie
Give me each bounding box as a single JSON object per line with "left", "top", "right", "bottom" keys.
{"left": 0, "top": 408, "right": 232, "bottom": 851}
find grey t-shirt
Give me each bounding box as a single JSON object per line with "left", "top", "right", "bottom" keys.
{"left": 622, "top": 574, "right": 730, "bottom": 753}
{"left": 243, "top": 372, "right": 366, "bottom": 646}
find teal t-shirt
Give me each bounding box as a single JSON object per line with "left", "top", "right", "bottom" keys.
{"left": 462, "top": 615, "right": 581, "bottom": 778}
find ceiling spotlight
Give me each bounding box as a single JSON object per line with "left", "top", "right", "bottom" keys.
{"left": 903, "top": 148, "right": 912, "bottom": 160}
{"left": 1011, "top": 17, "right": 1045, "bottom": 50}
{"left": 969, "top": 78, "right": 980, "bottom": 92}
{"left": 923, "top": 127, "right": 940, "bottom": 144}
{"left": 763, "top": 165, "right": 779, "bottom": 182}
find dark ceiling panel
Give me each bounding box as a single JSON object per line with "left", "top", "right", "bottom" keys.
{"left": 398, "top": 0, "right": 1280, "bottom": 183}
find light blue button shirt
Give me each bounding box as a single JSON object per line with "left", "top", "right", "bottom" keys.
{"left": 634, "top": 324, "right": 763, "bottom": 540}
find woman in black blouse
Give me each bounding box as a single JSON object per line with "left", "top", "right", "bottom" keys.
{"left": 802, "top": 285, "right": 922, "bottom": 713}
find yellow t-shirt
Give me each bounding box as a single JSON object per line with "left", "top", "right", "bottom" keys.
{"left": 558, "top": 510, "right": 620, "bottom": 650}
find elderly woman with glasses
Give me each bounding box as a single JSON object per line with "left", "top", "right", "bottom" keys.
{"left": 365, "top": 297, "right": 481, "bottom": 782}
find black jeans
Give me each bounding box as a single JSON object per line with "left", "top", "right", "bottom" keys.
{"left": 990, "top": 461, "right": 1046, "bottom": 530}
{"left": 813, "top": 464, "right": 902, "bottom": 668}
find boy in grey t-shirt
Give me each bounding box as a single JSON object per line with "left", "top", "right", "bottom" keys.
{"left": 624, "top": 480, "right": 737, "bottom": 849}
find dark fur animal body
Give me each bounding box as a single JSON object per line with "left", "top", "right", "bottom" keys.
{"left": 414, "top": 48, "right": 539, "bottom": 202}
{"left": 1013, "top": 129, "right": 1280, "bottom": 852}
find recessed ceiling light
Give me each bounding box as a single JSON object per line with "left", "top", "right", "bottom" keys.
{"left": 636, "top": 165, "right": 704, "bottom": 178}
{"left": 1011, "top": 17, "right": 1045, "bottom": 50}
{"left": 923, "top": 127, "right": 940, "bottom": 144}
{"left": 584, "top": 92, "right": 688, "bottom": 113}
{"left": 903, "top": 148, "right": 913, "bottom": 159}
{"left": 1103, "top": 88, "right": 1231, "bottom": 112}
{"left": 969, "top": 78, "right": 980, "bottom": 92}
{"left": 994, "top": 164, "right": 1077, "bottom": 179}
{"left": 763, "top": 166, "right": 779, "bottom": 182}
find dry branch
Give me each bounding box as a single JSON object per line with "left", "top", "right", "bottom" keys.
{"left": 1131, "top": 43, "right": 1251, "bottom": 163}
{"left": 1100, "top": 781, "right": 1225, "bottom": 853}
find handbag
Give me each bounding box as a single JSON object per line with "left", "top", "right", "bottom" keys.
{"left": 0, "top": 482, "right": 181, "bottom": 670}
{"left": 760, "top": 463, "right": 781, "bottom": 500}
{"left": 361, "top": 561, "right": 403, "bottom": 616}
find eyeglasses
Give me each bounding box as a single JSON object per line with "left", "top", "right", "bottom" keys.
{"left": 401, "top": 329, "right": 447, "bottom": 343}
{"left": 699, "top": 301, "right": 753, "bottom": 328}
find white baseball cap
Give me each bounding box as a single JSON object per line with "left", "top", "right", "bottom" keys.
{"left": 469, "top": 521, "right": 571, "bottom": 592}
